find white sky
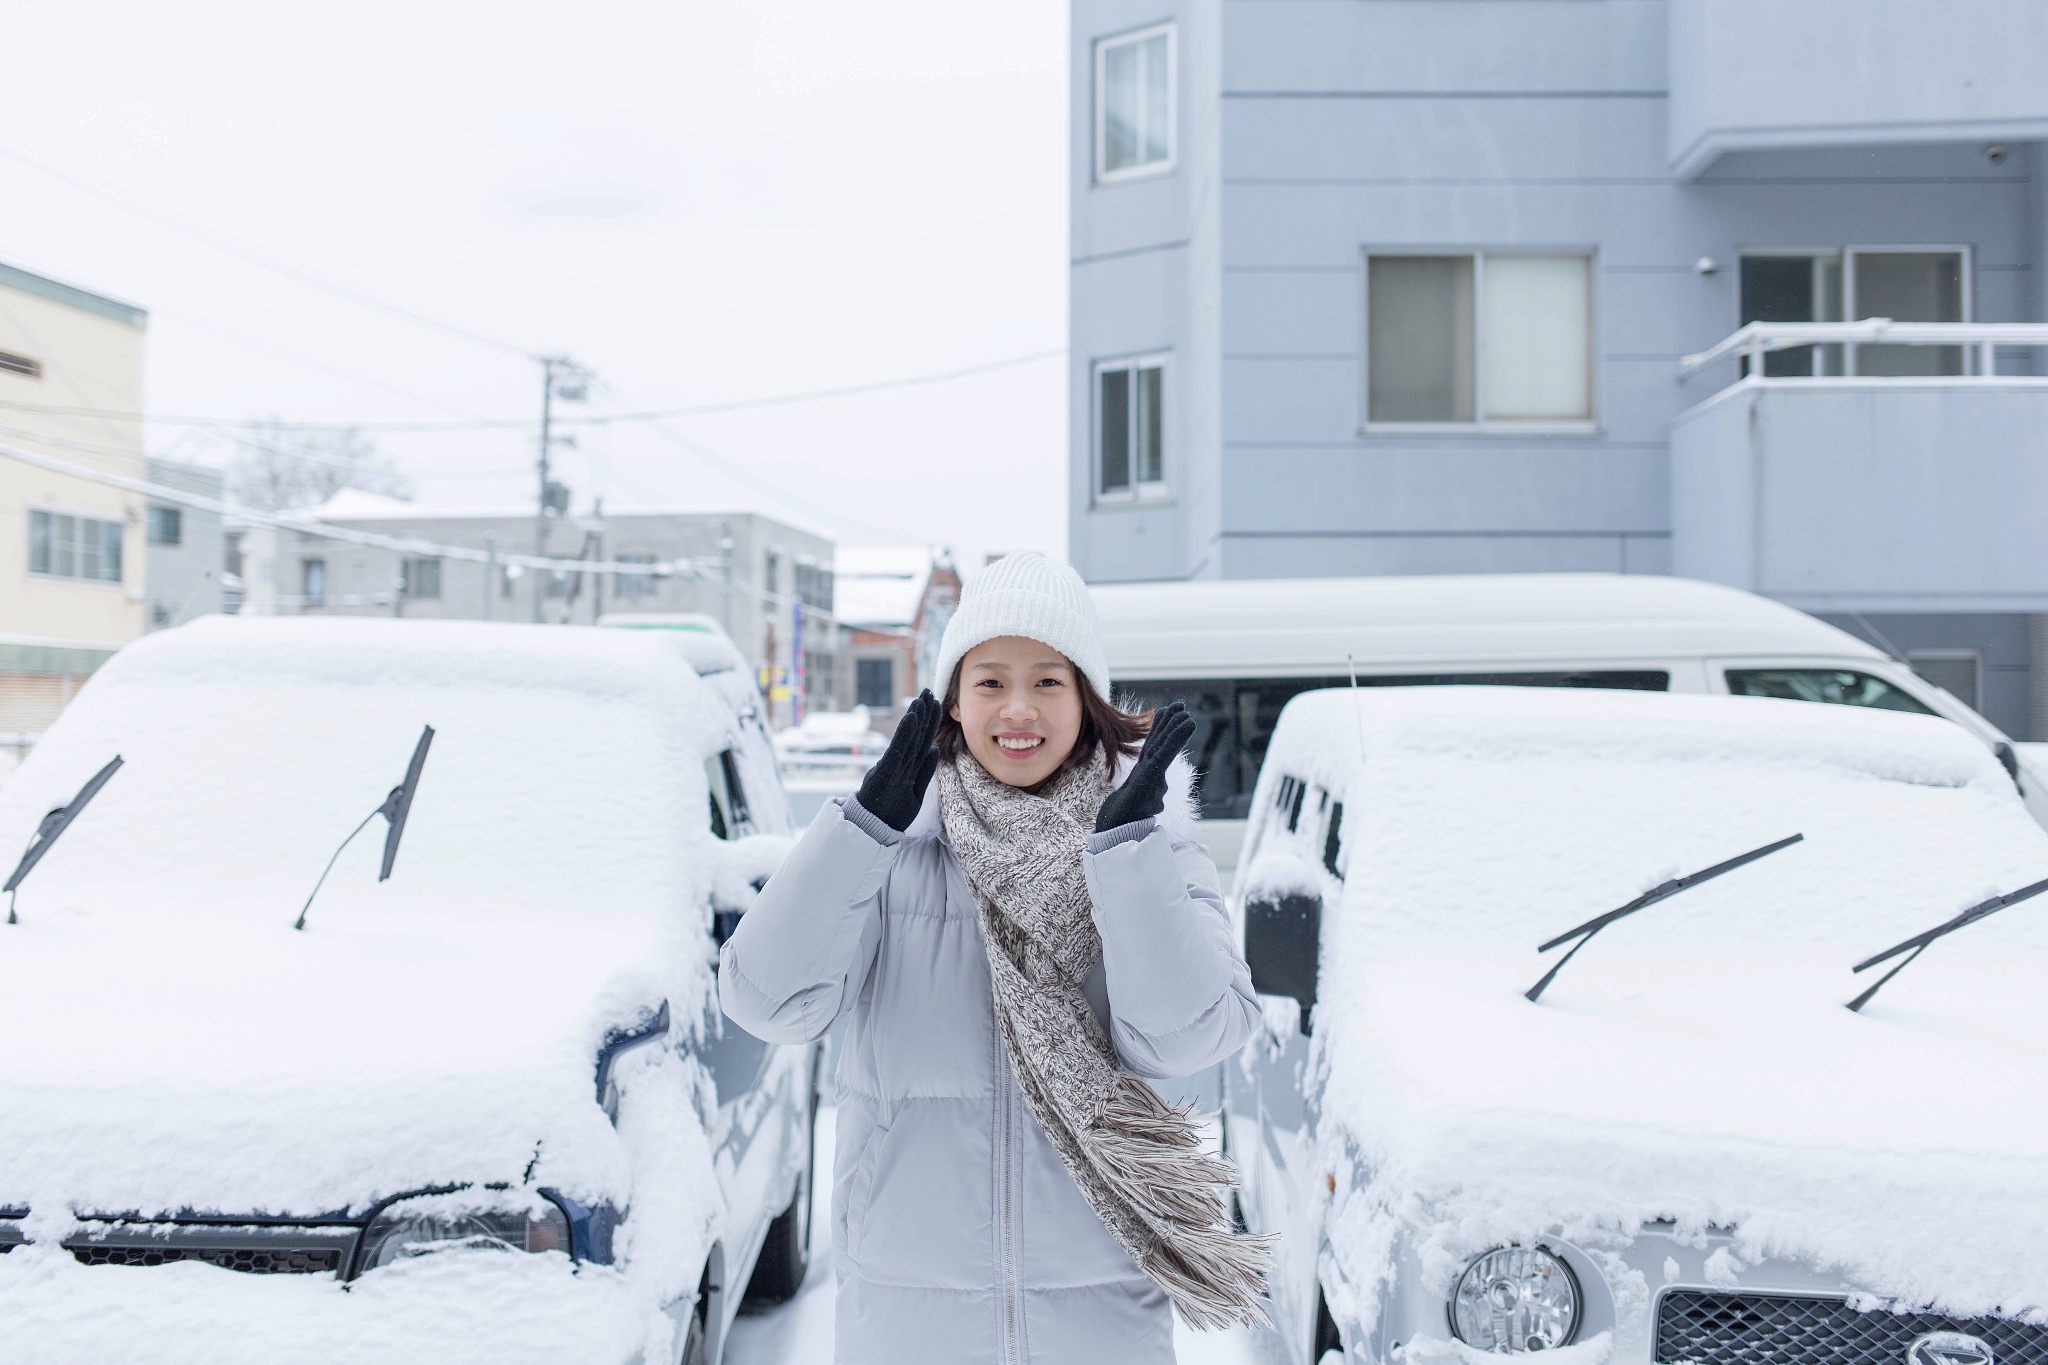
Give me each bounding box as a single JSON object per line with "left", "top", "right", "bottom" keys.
{"left": 0, "top": 1, "right": 1070, "bottom": 565}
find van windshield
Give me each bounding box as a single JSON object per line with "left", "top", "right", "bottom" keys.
{"left": 1725, "top": 668, "right": 1934, "bottom": 715}
{"left": 1118, "top": 671, "right": 1669, "bottom": 818}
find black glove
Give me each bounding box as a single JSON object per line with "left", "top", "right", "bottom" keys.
{"left": 856, "top": 690, "right": 943, "bottom": 832}
{"left": 1094, "top": 701, "right": 1195, "bottom": 833}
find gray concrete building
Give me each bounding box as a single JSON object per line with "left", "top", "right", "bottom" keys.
{"left": 1068, "top": 0, "right": 2048, "bottom": 736}
{"left": 144, "top": 457, "right": 225, "bottom": 631}
{"left": 242, "top": 493, "right": 841, "bottom": 725}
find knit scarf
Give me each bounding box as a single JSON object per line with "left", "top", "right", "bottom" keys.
{"left": 937, "top": 753, "right": 1272, "bottom": 1330}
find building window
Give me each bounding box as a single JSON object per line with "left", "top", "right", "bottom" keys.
{"left": 147, "top": 505, "right": 183, "bottom": 546}
{"left": 545, "top": 569, "right": 573, "bottom": 598}
{"left": 0, "top": 349, "right": 41, "bottom": 379}
{"left": 1739, "top": 248, "right": 1967, "bottom": 378}
{"left": 1366, "top": 252, "right": 1593, "bottom": 426}
{"left": 1096, "top": 354, "right": 1167, "bottom": 499}
{"left": 795, "top": 561, "right": 834, "bottom": 614}
{"left": 401, "top": 557, "right": 441, "bottom": 600}
{"left": 1095, "top": 22, "right": 1174, "bottom": 181}
{"left": 301, "top": 558, "right": 327, "bottom": 607}
{"left": 805, "top": 649, "right": 833, "bottom": 705}
{"left": 615, "top": 553, "right": 657, "bottom": 598}
{"left": 28, "top": 509, "right": 124, "bottom": 583}
{"left": 856, "top": 657, "right": 894, "bottom": 709}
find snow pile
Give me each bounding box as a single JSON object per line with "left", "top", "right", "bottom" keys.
{"left": 0, "top": 617, "right": 769, "bottom": 1362}
{"left": 1264, "top": 688, "right": 2048, "bottom": 1325}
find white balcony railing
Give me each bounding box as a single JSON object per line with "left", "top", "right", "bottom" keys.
{"left": 1678, "top": 320, "right": 2048, "bottom": 384}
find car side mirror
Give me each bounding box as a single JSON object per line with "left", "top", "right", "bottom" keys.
{"left": 1995, "top": 741, "right": 2025, "bottom": 794}
{"left": 1245, "top": 891, "right": 1319, "bottom": 1034}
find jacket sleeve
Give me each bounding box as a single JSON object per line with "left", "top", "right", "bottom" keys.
{"left": 718, "top": 798, "right": 899, "bottom": 1045}
{"left": 1082, "top": 818, "right": 1259, "bottom": 1080}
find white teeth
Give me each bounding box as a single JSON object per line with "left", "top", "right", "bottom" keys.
{"left": 997, "top": 737, "right": 1042, "bottom": 750}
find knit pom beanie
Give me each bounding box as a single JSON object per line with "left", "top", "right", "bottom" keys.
{"left": 933, "top": 552, "right": 1110, "bottom": 701}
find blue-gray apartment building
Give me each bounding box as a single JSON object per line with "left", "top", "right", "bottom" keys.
{"left": 1067, "top": 0, "right": 2048, "bottom": 737}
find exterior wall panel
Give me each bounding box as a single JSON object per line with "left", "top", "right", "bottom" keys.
{"left": 1669, "top": 0, "right": 2048, "bottom": 179}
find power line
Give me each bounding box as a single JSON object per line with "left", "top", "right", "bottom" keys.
{"left": 0, "top": 346, "right": 1066, "bottom": 432}
{"left": 0, "top": 434, "right": 883, "bottom": 625}
{"left": 599, "top": 379, "right": 925, "bottom": 545}
{"left": 0, "top": 139, "right": 536, "bottom": 360}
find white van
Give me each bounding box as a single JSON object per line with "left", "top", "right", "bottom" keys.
{"left": 1093, "top": 572, "right": 2046, "bottom": 873}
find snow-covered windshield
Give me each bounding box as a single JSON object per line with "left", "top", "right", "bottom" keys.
{"left": 0, "top": 617, "right": 736, "bottom": 929}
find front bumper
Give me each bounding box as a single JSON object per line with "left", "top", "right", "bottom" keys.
{"left": 1362, "top": 1226, "right": 2048, "bottom": 1365}
{"left": 0, "top": 1237, "right": 655, "bottom": 1365}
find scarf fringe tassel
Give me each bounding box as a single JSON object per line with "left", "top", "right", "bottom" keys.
{"left": 1082, "top": 1076, "right": 1276, "bottom": 1331}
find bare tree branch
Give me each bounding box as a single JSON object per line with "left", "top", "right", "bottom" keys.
{"left": 227, "top": 418, "right": 415, "bottom": 512}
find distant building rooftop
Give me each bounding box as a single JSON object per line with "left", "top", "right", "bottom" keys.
{"left": 837, "top": 546, "right": 933, "bottom": 627}
{"left": 0, "top": 260, "right": 147, "bottom": 329}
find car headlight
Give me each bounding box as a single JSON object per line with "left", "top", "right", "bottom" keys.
{"left": 1448, "top": 1245, "right": 1582, "bottom": 1352}
{"left": 353, "top": 1192, "right": 570, "bottom": 1277}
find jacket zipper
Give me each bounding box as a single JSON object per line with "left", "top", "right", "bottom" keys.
{"left": 996, "top": 1006, "right": 1020, "bottom": 1365}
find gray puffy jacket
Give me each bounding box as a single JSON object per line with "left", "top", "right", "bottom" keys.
{"left": 718, "top": 757, "right": 1258, "bottom": 1365}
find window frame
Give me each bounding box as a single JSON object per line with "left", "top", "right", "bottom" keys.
{"left": 1360, "top": 246, "right": 1601, "bottom": 436}
{"left": 855, "top": 656, "right": 895, "bottom": 710}
{"left": 1092, "top": 350, "right": 1172, "bottom": 505}
{"left": 146, "top": 504, "right": 183, "bottom": 547}
{"left": 301, "top": 557, "right": 328, "bottom": 608}
{"left": 401, "top": 556, "right": 442, "bottom": 601}
{"left": 1093, "top": 20, "right": 1177, "bottom": 185}
{"left": 27, "top": 505, "right": 127, "bottom": 585}
{"left": 1734, "top": 244, "right": 1975, "bottom": 376}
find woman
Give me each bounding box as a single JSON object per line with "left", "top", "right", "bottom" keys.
{"left": 720, "top": 551, "right": 1268, "bottom": 1364}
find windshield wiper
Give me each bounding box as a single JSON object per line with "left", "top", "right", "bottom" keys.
{"left": 1525, "top": 833, "right": 1804, "bottom": 1003}
{"left": 1846, "top": 874, "right": 2048, "bottom": 1012}
{"left": 294, "top": 726, "right": 434, "bottom": 931}
{"left": 4, "top": 755, "right": 123, "bottom": 925}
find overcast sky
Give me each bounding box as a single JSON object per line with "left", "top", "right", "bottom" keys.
{"left": 0, "top": 1, "right": 1069, "bottom": 565}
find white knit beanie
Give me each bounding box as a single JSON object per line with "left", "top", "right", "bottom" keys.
{"left": 933, "top": 552, "right": 1110, "bottom": 701}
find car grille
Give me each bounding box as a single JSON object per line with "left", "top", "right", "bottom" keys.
{"left": 1657, "top": 1290, "right": 2048, "bottom": 1365}
{"left": 59, "top": 1224, "right": 357, "bottom": 1276}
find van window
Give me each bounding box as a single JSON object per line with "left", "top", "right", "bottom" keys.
{"left": 1119, "top": 670, "right": 1670, "bottom": 819}
{"left": 1725, "top": 669, "right": 1935, "bottom": 716}
{"left": 1322, "top": 801, "right": 1345, "bottom": 879}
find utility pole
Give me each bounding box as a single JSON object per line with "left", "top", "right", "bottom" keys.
{"left": 590, "top": 497, "right": 605, "bottom": 624}
{"left": 533, "top": 356, "right": 588, "bottom": 623}
{"left": 719, "top": 519, "right": 734, "bottom": 633}
{"left": 483, "top": 537, "right": 496, "bottom": 621}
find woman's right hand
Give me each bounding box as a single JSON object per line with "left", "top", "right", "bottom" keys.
{"left": 855, "top": 690, "right": 943, "bottom": 832}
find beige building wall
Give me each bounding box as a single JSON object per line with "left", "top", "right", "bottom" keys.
{"left": 0, "top": 262, "right": 149, "bottom": 645}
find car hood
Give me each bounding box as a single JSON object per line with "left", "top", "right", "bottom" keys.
{"left": 0, "top": 906, "right": 694, "bottom": 1219}
{"left": 1317, "top": 944, "right": 2048, "bottom": 1315}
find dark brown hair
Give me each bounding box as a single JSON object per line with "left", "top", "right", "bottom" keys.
{"left": 936, "top": 656, "right": 1151, "bottom": 785}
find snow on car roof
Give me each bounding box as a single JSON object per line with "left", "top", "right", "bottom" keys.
{"left": 1093, "top": 572, "right": 1881, "bottom": 678}
{"left": 1263, "top": 687, "right": 2048, "bottom": 1317}
{"left": 0, "top": 616, "right": 739, "bottom": 1219}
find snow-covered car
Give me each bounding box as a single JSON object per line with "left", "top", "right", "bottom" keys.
{"left": 0, "top": 617, "right": 816, "bottom": 1365}
{"left": 1226, "top": 686, "right": 2048, "bottom": 1365}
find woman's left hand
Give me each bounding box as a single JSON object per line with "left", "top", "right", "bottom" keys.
{"left": 1094, "top": 701, "right": 1195, "bottom": 833}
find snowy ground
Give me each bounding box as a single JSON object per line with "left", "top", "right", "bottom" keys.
{"left": 724, "top": 1106, "right": 1282, "bottom": 1365}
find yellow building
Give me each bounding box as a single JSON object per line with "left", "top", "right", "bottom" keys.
{"left": 0, "top": 261, "right": 148, "bottom": 762}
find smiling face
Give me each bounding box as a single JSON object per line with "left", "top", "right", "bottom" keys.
{"left": 949, "top": 636, "right": 1086, "bottom": 789}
